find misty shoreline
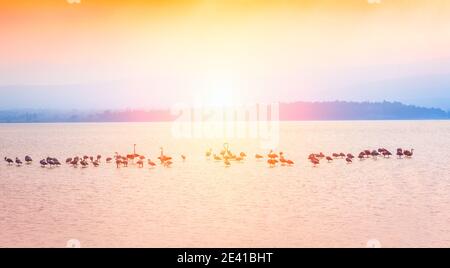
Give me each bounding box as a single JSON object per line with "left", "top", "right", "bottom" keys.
{"left": 0, "top": 101, "right": 449, "bottom": 123}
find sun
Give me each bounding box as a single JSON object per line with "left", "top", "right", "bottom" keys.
{"left": 206, "top": 88, "right": 236, "bottom": 107}
{"left": 194, "top": 77, "right": 242, "bottom": 108}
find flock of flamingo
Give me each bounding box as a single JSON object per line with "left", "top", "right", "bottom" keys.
{"left": 3, "top": 144, "right": 414, "bottom": 169}
{"left": 307, "top": 148, "right": 414, "bottom": 166}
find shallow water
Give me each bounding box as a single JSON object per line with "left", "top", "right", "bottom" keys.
{"left": 0, "top": 121, "right": 449, "bottom": 247}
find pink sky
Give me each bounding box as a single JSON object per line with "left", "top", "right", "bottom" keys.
{"left": 1, "top": 0, "right": 450, "bottom": 109}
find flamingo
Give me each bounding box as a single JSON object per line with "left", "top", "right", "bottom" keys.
{"left": 268, "top": 150, "right": 278, "bottom": 159}
{"left": 382, "top": 150, "right": 392, "bottom": 158}
{"left": 267, "top": 158, "right": 277, "bottom": 167}
{"left": 326, "top": 156, "right": 333, "bottom": 162}
{"left": 404, "top": 149, "right": 414, "bottom": 158}
{"left": 239, "top": 152, "right": 246, "bottom": 158}
{"left": 25, "top": 155, "right": 32, "bottom": 164}
{"left": 70, "top": 157, "right": 79, "bottom": 167}
{"left": 147, "top": 159, "right": 156, "bottom": 168}
{"left": 279, "top": 152, "right": 287, "bottom": 166}
{"left": 255, "top": 154, "right": 263, "bottom": 160}
{"left": 115, "top": 158, "right": 122, "bottom": 168}
{"left": 358, "top": 152, "right": 365, "bottom": 160}
{"left": 371, "top": 150, "right": 380, "bottom": 159}
{"left": 136, "top": 159, "right": 144, "bottom": 168}
{"left": 346, "top": 157, "right": 353, "bottom": 164}
{"left": 332, "top": 153, "right": 339, "bottom": 158}
{"left": 39, "top": 159, "right": 47, "bottom": 167}
{"left": 181, "top": 155, "right": 186, "bottom": 161}
{"left": 80, "top": 160, "right": 88, "bottom": 168}
{"left": 158, "top": 147, "right": 172, "bottom": 164}
{"left": 66, "top": 158, "right": 73, "bottom": 164}
{"left": 106, "top": 157, "right": 112, "bottom": 163}
{"left": 4, "top": 157, "right": 13, "bottom": 165}
{"left": 310, "top": 158, "right": 320, "bottom": 167}
{"left": 339, "top": 152, "right": 345, "bottom": 158}
{"left": 93, "top": 160, "right": 100, "bottom": 167}
{"left": 15, "top": 157, "right": 23, "bottom": 166}
{"left": 397, "top": 148, "right": 404, "bottom": 158}
{"left": 53, "top": 158, "right": 61, "bottom": 166}
{"left": 213, "top": 154, "right": 222, "bottom": 161}
{"left": 286, "top": 159, "right": 294, "bottom": 166}
{"left": 46, "top": 157, "right": 54, "bottom": 167}
{"left": 224, "top": 159, "right": 231, "bottom": 167}
{"left": 206, "top": 148, "right": 212, "bottom": 158}
{"left": 347, "top": 153, "right": 355, "bottom": 159}
{"left": 97, "top": 155, "right": 102, "bottom": 162}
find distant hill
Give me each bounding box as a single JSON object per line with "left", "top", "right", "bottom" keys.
{"left": 0, "top": 101, "right": 448, "bottom": 123}
{"left": 280, "top": 101, "right": 450, "bottom": 120}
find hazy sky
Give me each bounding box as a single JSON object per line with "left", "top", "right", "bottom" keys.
{"left": 1, "top": 0, "right": 450, "bottom": 109}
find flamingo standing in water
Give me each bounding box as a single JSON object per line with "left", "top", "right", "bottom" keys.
{"left": 371, "top": 150, "right": 380, "bottom": 159}
{"left": 396, "top": 148, "right": 404, "bottom": 158}
{"left": 80, "top": 160, "right": 88, "bottom": 168}
{"left": 181, "top": 155, "right": 186, "bottom": 161}
{"left": 132, "top": 155, "right": 144, "bottom": 168}
{"left": 148, "top": 159, "right": 156, "bottom": 168}
{"left": 346, "top": 157, "right": 353, "bottom": 164}
{"left": 106, "top": 157, "right": 112, "bottom": 163}
{"left": 213, "top": 154, "right": 222, "bottom": 161}
{"left": 311, "top": 158, "right": 320, "bottom": 167}
{"left": 136, "top": 159, "right": 144, "bottom": 168}
{"left": 115, "top": 157, "right": 122, "bottom": 168}
{"left": 326, "top": 156, "right": 333, "bottom": 162}
{"left": 268, "top": 150, "right": 278, "bottom": 159}
{"left": 279, "top": 152, "right": 287, "bottom": 166}
{"left": 308, "top": 154, "right": 320, "bottom": 166}
{"left": 15, "top": 157, "right": 23, "bottom": 166}
{"left": 267, "top": 158, "right": 278, "bottom": 167}
{"left": 358, "top": 152, "right": 365, "bottom": 160}
{"left": 224, "top": 159, "right": 231, "bottom": 167}
{"left": 39, "top": 159, "right": 47, "bottom": 167}
{"left": 25, "top": 155, "right": 32, "bottom": 164}
{"left": 404, "top": 149, "right": 414, "bottom": 158}
{"left": 382, "top": 150, "right": 392, "bottom": 158}
{"left": 122, "top": 157, "right": 128, "bottom": 167}
{"left": 255, "top": 154, "right": 263, "bottom": 160}
{"left": 159, "top": 147, "right": 172, "bottom": 167}
{"left": 4, "top": 157, "right": 13, "bottom": 165}
{"left": 205, "top": 148, "right": 212, "bottom": 158}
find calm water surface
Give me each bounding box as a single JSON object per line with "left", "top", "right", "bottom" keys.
{"left": 0, "top": 121, "right": 449, "bottom": 247}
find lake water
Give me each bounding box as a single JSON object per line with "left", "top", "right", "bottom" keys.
{"left": 0, "top": 121, "right": 449, "bottom": 248}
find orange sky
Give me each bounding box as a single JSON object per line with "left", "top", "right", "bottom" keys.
{"left": 1, "top": 0, "right": 450, "bottom": 108}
